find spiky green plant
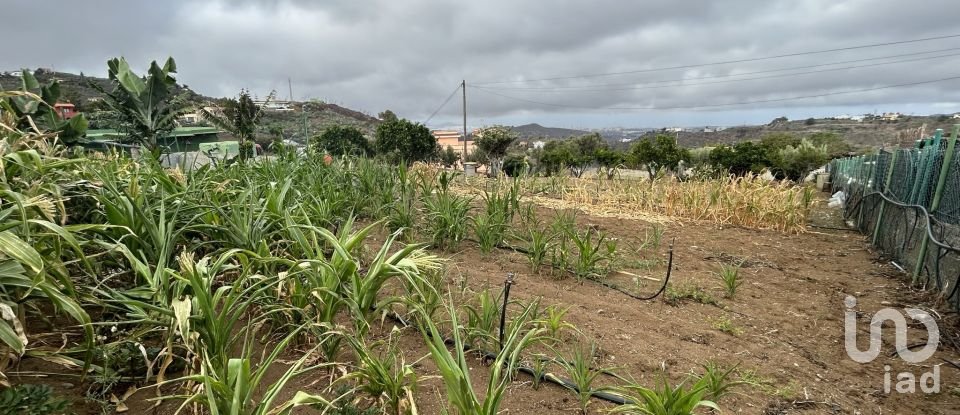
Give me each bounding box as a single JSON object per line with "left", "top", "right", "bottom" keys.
{"left": 567, "top": 228, "right": 610, "bottom": 281}
{"left": 423, "top": 191, "right": 472, "bottom": 250}
{"left": 464, "top": 288, "right": 501, "bottom": 351}
{"left": 471, "top": 210, "right": 507, "bottom": 254}
{"left": 343, "top": 335, "right": 418, "bottom": 415}
{"left": 715, "top": 263, "right": 743, "bottom": 298}
{"left": 698, "top": 361, "right": 742, "bottom": 404}
{"left": 555, "top": 343, "right": 609, "bottom": 414}
{"left": 416, "top": 294, "right": 545, "bottom": 415}
{"left": 611, "top": 375, "right": 719, "bottom": 415}
{"left": 538, "top": 305, "right": 575, "bottom": 340}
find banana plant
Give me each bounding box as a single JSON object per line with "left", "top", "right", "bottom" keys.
{"left": 90, "top": 57, "right": 191, "bottom": 159}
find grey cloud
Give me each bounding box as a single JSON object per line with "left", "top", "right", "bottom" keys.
{"left": 3, "top": 0, "right": 960, "bottom": 127}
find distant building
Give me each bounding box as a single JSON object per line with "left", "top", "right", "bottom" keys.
{"left": 665, "top": 127, "right": 684, "bottom": 133}
{"left": 850, "top": 115, "right": 865, "bottom": 122}
{"left": 833, "top": 114, "right": 851, "bottom": 120}
{"left": 53, "top": 103, "right": 77, "bottom": 119}
{"left": 881, "top": 112, "right": 902, "bottom": 122}
{"left": 952, "top": 113, "right": 960, "bottom": 119}
{"left": 432, "top": 129, "right": 474, "bottom": 155}
{"left": 532, "top": 140, "right": 546, "bottom": 149}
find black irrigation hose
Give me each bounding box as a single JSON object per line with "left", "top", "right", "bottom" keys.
{"left": 384, "top": 279, "right": 634, "bottom": 406}
{"left": 489, "top": 238, "right": 675, "bottom": 302}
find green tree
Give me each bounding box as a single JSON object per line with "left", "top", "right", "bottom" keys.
{"left": 374, "top": 117, "right": 437, "bottom": 163}
{"left": 759, "top": 133, "right": 800, "bottom": 178}
{"left": 311, "top": 125, "right": 373, "bottom": 157}
{"left": 709, "top": 141, "right": 768, "bottom": 176}
{"left": 595, "top": 147, "right": 624, "bottom": 179}
{"left": 628, "top": 134, "right": 690, "bottom": 180}
{"left": 537, "top": 140, "right": 573, "bottom": 176}
{"left": 474, "top": 125, "right": 518, "bottom": 175}
{"left": 501, "top": 154, "right": 529, "bottom": 177}
{"left": 90, "top": 57, "right": 191, "bottom": 158}
{"left": 378, "top": 109, "right": 398, "bottom": 122}
{"left": 775, "top": 139, "right": 828, "bottom": 181}
{"left": 440, "top": 145, "right": 459, "bottom": 168}
{"left": 200, "top": 89, "right": 264, "bottom": 160}
{"left": 808, "top": 132, "right": 852, "bottom": 159}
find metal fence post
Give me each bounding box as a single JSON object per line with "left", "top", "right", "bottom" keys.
{"left": 872, "top": 150, "right": 898, "bottom": 245}
{"left": 913, "top": 126, "right": 958, "bottom": 281}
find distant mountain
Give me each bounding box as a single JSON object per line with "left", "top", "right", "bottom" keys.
{"left": 509, "top": 123, "right": 589, "bottom": 139}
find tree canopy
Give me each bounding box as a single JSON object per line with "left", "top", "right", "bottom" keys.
{"left": 374, "top": 117, "right": 436, "bottom": 163}
{"left": 628, "top": 134, "right": 690, "bottom": 179}
{"left": 312, "top": 125, "right": 373, "bottom": 157}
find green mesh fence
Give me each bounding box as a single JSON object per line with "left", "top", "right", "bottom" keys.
{"left": 829, "top": 127, "right": 960, "bottom": 311}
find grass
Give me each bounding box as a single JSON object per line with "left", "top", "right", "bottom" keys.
{"left": 664, "top": 282, "right": 718, "bottom": 306}
{"left": 712, "top": 316, "right": 743, "bottom": 336}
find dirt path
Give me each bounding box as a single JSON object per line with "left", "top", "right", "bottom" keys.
{"left": 401, "top": 206, "right": 960, "bottom": 414}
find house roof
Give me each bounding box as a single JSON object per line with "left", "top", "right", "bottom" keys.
{"left": 86, "top": 127, "right": 219, "bottom": 140}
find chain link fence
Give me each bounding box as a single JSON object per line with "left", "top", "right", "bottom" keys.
{"left": 830, "top": 127, "right": 960, "bottom": 311}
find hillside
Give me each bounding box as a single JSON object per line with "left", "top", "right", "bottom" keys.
{"left": 641, "top": 116, "right": 958, "bottom": 150}
{"left": 0, "top": 69, "right": 380, "bottom": 142}
{"left": 509, "top": 123, "right": 589, "bottom": 139}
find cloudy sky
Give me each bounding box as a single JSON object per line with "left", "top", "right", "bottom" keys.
{"left": 5, "top": 0, "right": 960, "bottom": 129}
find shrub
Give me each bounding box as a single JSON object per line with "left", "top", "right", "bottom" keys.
{"left": 0, "top": 384, "right": 69, "bottom": 415}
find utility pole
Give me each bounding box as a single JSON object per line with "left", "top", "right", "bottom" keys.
{"left": 462, "top": 80, "right": 467, "bottom": 164}
{"left": 302, "top": 104, "right": 308, "bottom": 140}
{"left": 288, "top": 78, "right": 294, "bottom": 102}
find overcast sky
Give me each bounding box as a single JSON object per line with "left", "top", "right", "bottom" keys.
{"left": 4, "top": 0, "right": 960, "bottom": 129}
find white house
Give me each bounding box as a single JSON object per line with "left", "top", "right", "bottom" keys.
{"left": 833, "top": 114, "right": 851, "bottom": 120}
{"left": 951, "top": 113, "right": 960, "bottom": 119}
{"left": 532, "top": 140, "right": 546, "bottom": 149}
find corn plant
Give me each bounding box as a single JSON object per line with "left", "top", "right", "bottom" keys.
{"left": 715, "top": 263, "right": 743, "bottom": 298}
{"left": 342, "top": 335, "right": 418, "bottom": 415}
{"left": 416, "top": 294, "right": 545, "bottom": 415}
{"left": 423, "top": 191, "right": 472, "bottom": 250}
{"left": 610, "top": 375, "right": 719, "bottom": 415}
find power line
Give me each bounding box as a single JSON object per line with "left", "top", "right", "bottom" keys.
{"left": 472, "top": 75, "right": 960, "bottom": 111}
{"left": 472, "top": 51, "right": 960, "bottom": 93}
{"left": 473, "top": 33, "right": 960, "bottom": 85}
{"left": 423, "top": 84, "right": 462, "bottom": 125}
{"left": 476, "top": 47, "right": 960, "bottom": 91}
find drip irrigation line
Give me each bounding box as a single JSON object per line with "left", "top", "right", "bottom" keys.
{"left": 473, "top": 33, "right": 960, "bottom": 85}
{"left": 382, "top": 306, "right": 634, "bottom": 405}
{"left": 486, "top": 238, "right": 675, "bottom": 301}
